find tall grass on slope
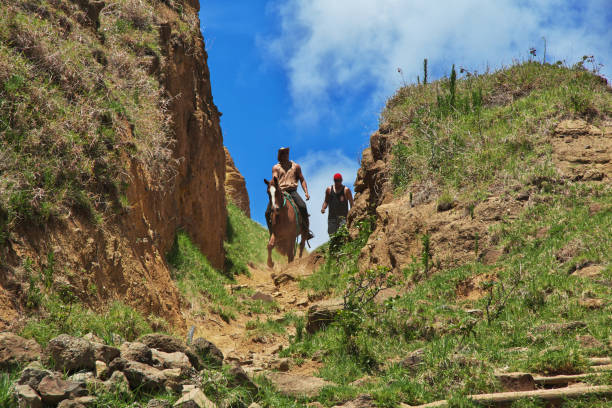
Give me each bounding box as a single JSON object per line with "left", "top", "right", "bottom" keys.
{"left": 385, "top": 62, "right": 611, "bottom": 200}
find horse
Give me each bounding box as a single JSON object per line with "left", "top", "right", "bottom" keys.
{"left": 264, "top": 177, "right": 306, "bottom": 268}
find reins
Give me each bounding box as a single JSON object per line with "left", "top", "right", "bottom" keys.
{"left": 282, "top": 191, "right": 301, "bottom": 236}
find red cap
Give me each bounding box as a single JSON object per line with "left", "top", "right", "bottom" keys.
{"left": 333, "top": 173, "right": 342, "bottom": 181}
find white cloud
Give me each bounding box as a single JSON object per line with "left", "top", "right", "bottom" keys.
{"left": 295, "top": 150, "right": 359, "bottom": 249}
{"left": 267, "top": 0, "right": 612, "bottom": 124}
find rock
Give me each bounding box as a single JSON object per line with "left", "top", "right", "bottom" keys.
{"left": 251, "top": 292, "right": 275, "bottom": 303}
{"left": 148, "top": 399, "right": 172, "bottom": 408}
{"left": 224, "top": 146, "right": 251, "bottom": 217}
{"left": 228, "top": 364, "right": 258, "bottom": 392}
{"left": 108, "top": 357, "right": 127, "bottom": 374}
{"left": 161, "top": 368, "right": 182, "bottom": 380}
{"left": 18, "top": 361, "right": 52, "bottom": 390}
{"left": 95, "top": 360, "right": 109, "bottom": 380}
{"left": 58, "top": 396, "right": 97, "bottom": 408}
{"left": 37, "top": 375, "right": 87, "bottom": 405}
{"left": 270, "top": 358, "right": 290, "bottom": 372}
{"left": 139, "top": 334, "right": 186, "bottom": 354}
{"left": 248, "top": 403, "right": 262, "bottom": 408}
{"left": 120, "top": 342, "right": 153, "bottom": 365}
{"left": 534, "top": 321, "right": 587, "bottom": 333}
{"left": 91, "top": 342, "right": 120, "bottom": 364}
{"left": 400, "top": 349, "right": 424, "bottom": 370}
{"left": 494, "top": 372, "right": 536, "bottom": 391}
{"left": 577, "top": 335, "right": 604, "bottom": 349}
{"left": 436, "top": 200, "right": 454, "bottom": 212}
{"left": 306, "top": 299, "right": 343, "bottom": 334}
{"left": 0, "top": 333, "right": 42, "bottom": 369}
{"left": 332, "top": 394, "right": 375, "bottom": 408}
{"left": 14, "top": 384, "right": 42, "bottom": 408}
{"left": 82, "top": 333, "right": 104, "bottom": 344}
{"left": 121, "top": 360, "right": 166, "bottom": 392}
{"left": 272, "top": 273, "right": 295, "bottom": 286}
{"left": 69, "top": 372, "right": 96, "bottom": 384}
{"left": 46, "top": 334, "right": 95, "bottom": 373}
{"left": 190, "top": 338, "right": 223, "bottom": 368}
{"left": 174, "top": 388, "right": 216, "bottom": 408}
{"left": 265, "top": 372, "right": 333, "bottom": 398}
{"left": 152, "top": 348, "right": 191, "bottom": 370}
{"left": 104, "top": 370, "right": 131, "bottom": 394}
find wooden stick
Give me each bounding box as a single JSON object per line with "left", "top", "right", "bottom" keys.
{"left": 591, "top": 364, "right": 612, "bottom": 372}
{"left": 588, "top": 357, "right": 611, "bottom": 366}
{"left": 405, "top": 385, "right": 612, "bottom": 407}
{"left": 533, "top": 373, "right": 591, "bottom": 385}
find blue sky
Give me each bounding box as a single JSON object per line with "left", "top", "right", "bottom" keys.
{"left": 199, "top": 0, "right": 611, "bottom": 248}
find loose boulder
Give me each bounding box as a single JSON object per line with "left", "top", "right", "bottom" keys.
{"left": 14, "top": 384, "right": 43, "bottom": 408}
{"left": 121, "top": 360, "right": 166, "bottom": 391}
{"left": 37, "top": 375, "right": 87, "bottom": 405}
{"left": 265, "top": 372, "right": 332, "bottom": 398}
{"left": 18, "top": 361, "right": 52, "bottom": 390}
{"left": 0, "top": 333, "right": 42, "bottom": 369}
{"left": 190, "top": 338, "right": 223, "bottom": 368}
{"left": 120, "top": 342, "right": 153, "bottom": 365}
{"left": 306, "top": 299, "right": 343, "bottom": 334}
{"left": 91, "top": 342, "right": 120, "bottom": 364}
{"left": 174, "top": 388, "right": 216, "bottom": 408}
{"left": 152, "top": 348, "right": 192, "bottom": 370}
{"left": 46, "top": 335, "right": 95, "bottom": 373}
{"left": 139, "top": 333, "right": 186, "bottom": 353}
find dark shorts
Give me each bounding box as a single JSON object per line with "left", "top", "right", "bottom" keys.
{"left": 328, "top": 216, "right": 346, "bottom": 235}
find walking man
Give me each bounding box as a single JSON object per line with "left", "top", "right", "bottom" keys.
{"left": 321, "top": 173, "right": 354, "bottom": 235}
{"left": 266, "top": 147, "right": 314, "bottom": 240}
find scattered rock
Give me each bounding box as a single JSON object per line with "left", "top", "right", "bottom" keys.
{"left": 494, "top": 372, "right": 536, "bottom": 391}
{"left": 14, "top": 384, "right": 42, "bottom": 408}
{"left": 228, "top": 364, "right": 258, "bottom": 392}
{"left": 46, "top": 334, "right": 95, "bottom": 373}
{"left": 161, "top": 368, "right": 182, "bottom": 381}
{"left": 174, "top": 388, "right": 216, "bottom": 408}
{"left": 306, "top": 299, "right": 343, "bottom": 334}
{"left": 579, "top": 298, "right": 604, "bottom": 309}
{"left": 107, "top": 357, "right": 127, "bottom": 374}
{"left": 104, "top": 370, "right": 130, "bottom": 394}
{"left": 248, "top": 403, "right": 262, "bottom": 408}
{"left": 18, "top": 361, "right": 52, "bottom": 390}
{"left": 37, "top": 375, "right": 87, "bottom": 405}
{"left": 534, "top": 321, "right": 587, "bottom": 333}
{"left": 0, "top": 332, "right": 42, "bottom": 369}
{"left": 400, "top": 349, "right": 424, "bottom": 370}
{"left": 272, "top": 273, "right": 295, "bottom": 286}
{"left": 139, "top": 334, "right": 186, "bottom": 354}
{"left": 270, "top": 358, "right": 290, "bottom": 372}
{"left": 69, "top": 372, "right": 96, "bottom": 385}
{"left": 95, "top": 360, "right": 109, "bottom": 380}
{"left": 120, "top": 342, "right": 153, "bottom": 365}
{"left": 265, "top": 372, "right": 333, "bottom": 398}
{"left": 90, "top": 342, "right": 120, "bottom": 364}
{"left": 251, "top": 291, "right": 275, "bottom": 303}
{"left": 148, "top": 399, "right": 172, "bottom": 408}
{"left": 58, "top": 396, "right": 97, "bottom": 408}
{"left": 191, "top": 338, "right": 224, "bottom": 368}
{"left": 121, "top": 360, "right": 166, "bottom": 392}
{"left": 332, "top": 394, "right": 376, "bottom": 408}
{"left": 152, "top": 349, "right": 192, "bottom": 370}
{"left": 577, "top": 335, "right": 604, "bottom": 349}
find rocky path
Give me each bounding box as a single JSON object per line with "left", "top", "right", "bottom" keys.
{"left": 188, "top": 253, "right": 328, "bottom": 382}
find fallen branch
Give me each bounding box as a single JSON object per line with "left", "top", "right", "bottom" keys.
{"left": 404, "top": 385, "right": 612, "bottom": 408}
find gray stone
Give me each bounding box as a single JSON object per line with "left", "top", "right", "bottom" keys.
{"left": 91, "top": 342, "right": 120, "bottom": 364}
{"left": 228, "top": 364, "right": 257, "bottom": 392}
{"left": 37, "top": 375, "right": 87, "bottom": 405}
{"left": 190, "top": 338, "right": 223, "bottom": 368}
{"left": 46, "top": 334, "right": 95, "bottom": 373}
{"left": 95, "top": 360, "right": 109, "bottom": 380}
{"left": 120, "top": 342, "right": 153, "bottom": 365}
{"left": 104, "top": 370, "right": 131, "bottom": 395}
{"left": 306, "top": 299, "right": 343, "bottom": 334}
{"left": 14, "top": 384, "right": 42, "bottom": 408}
{"left": 121, "top": 360, "right": 166, "bottom": 392}
{"left": 0, "top": 333, "right": 42, "bottom": 369}
{"left": 270, "top": 358, "right": 290, "bottom": 372}
{"left": 139, "top": 334, "right": 186, "bottom": 353}
{"left": 151, "top": 349, "right": 191, "bottom": 370}
{"left": 265, "top": 372, "right": 332, "bottom": 398}
{"left": 17, "top": 361, "right": 52, "bottom": 390}
{"left": 58, "top": 396, "right": 97, "bottom": 408}
{"left": 174, "top": 388, "right": 216, "bottom": 408}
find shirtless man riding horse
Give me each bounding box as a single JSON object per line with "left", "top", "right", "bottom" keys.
{"left": 265, "top": 147, "right": 314, "bottom": 265}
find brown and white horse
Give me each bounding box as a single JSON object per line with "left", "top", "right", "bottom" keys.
{"left": 264, "top": 177, "right": 306, "bottom": 268}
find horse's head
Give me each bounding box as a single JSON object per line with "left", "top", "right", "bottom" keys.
{"left": 264, "top": 177, "right": 283, "bottom": 216}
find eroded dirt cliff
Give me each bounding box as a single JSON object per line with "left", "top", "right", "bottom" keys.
{"left": 0, "top": 0, "right": 226, "bottom": 330}
{"left": 224, "top": 147, "right": 251, "bottom": 217}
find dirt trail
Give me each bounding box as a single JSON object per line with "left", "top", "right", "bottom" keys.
{"left": 189, "top": 253, "right": 326, "bottom": 376}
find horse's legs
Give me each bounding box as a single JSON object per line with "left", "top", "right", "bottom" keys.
{"left": 267, "top": 234, "right": 275, "bottom": 268}
{"left": 287, "top": 240, "right": 295, "bottom": 263}
{"left": 299, "top": 236, "right": 305, "bottom": 258}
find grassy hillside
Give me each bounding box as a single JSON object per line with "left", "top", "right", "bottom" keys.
{"left": 0, "top": 0, "right": 180, "bottom": 232}
{"left": 283, "top": 62, "right": 612, "bottom": 407}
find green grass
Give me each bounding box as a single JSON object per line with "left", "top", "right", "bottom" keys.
{"left": 224, "top": 201, "right": 281, "bottom": 276}
{"left": 0, "top": 369, "right": 18, "bottom": 408}
{"left": 167, "top": 231, "right": 239, "bottom": 322}
{"left": 20, "top": 300, "right": 154, "bottom": 347}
